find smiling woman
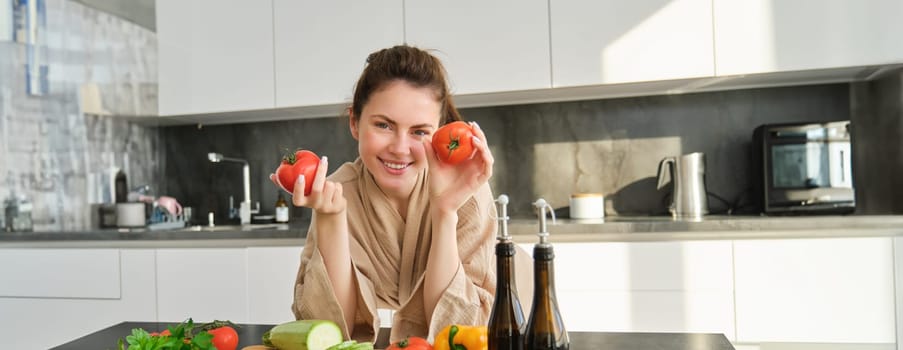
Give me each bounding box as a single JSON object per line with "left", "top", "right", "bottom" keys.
{"left": 285, "top": 44, "right": 527, "bottom": 344}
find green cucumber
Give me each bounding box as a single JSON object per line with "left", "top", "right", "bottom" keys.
{"left": 262, "top": 320, "right": 343, "bottom": 350}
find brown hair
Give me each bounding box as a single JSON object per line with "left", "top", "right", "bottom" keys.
{"left": 350, "top": 45, "right": 462, "bottom": 125}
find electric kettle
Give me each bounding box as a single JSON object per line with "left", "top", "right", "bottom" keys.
{"left": 657, "top": 152, "right": 709, "bottom": 219}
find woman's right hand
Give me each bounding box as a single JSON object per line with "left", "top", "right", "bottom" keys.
{"left": 269, "top": 156, "right": 346, "bottom": 215}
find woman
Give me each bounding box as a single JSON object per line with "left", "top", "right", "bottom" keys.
{"left": 271, "top": 45, "right": 527, "bottom": 343}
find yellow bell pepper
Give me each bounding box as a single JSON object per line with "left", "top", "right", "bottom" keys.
{"left": 434, "top": 324, "right": 488, "bottom": 350}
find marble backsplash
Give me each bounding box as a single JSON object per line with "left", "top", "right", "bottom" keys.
{"left": 162, "top": 83, "right": 852, "bottom": 221}
{"left": 0, "top": 0, "right": 159, "bottom": 231}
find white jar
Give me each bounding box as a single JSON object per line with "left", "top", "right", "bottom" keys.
{"left": 116, "top": 202, "right": 147, "bottom": 228}
{"left": 569, "top": 193, "right": 605, "bottom": 219}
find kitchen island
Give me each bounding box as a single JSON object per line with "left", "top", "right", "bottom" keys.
{"left": 52, "top": 321, "right": 735, "bottom": 350}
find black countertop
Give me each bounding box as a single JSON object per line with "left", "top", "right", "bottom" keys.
{"left": 51, "top": 322, "right": 735, "bottom": 350}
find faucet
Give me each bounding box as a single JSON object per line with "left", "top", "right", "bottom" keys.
{"left": 208, "top": 152, "right": 259, "bottom": 224}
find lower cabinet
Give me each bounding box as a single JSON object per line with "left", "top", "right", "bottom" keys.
{"left": 733, "top": 237, "right": 896, "bottom": 345}
{"left": 156, "top": 248, "right": 251, "bottom": 323}
{"left": 0, "top": 249, "right": 157, "bottom": 349}
{"left": 531, "top": 241, "right": 735, "bottom": 336}
{"left": 1, "top": 237, "right": 899, "bottom": 348}
{"left": 247, "top": 246, "right": 304, "bottom": 324}
{"left": 155, "top": 246, "right": 303, "bottom": 325}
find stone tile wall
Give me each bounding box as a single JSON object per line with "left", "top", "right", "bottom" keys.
{"left": 0, "top": 0, "right": 159, "bottom": 231}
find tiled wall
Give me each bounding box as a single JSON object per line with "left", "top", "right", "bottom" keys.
{"left": 162, "top": 83, "right": 853, "bottom": 220}
{"left": 0, "top": 0, "right": 159, "bottom": 231}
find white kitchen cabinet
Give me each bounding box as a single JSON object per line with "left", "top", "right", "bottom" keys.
{"left": 273, "top": 1, "right": 403, "bottom": 108}
{"left": 550, "top": 0, "right": 714, "bottom": 87}
{"left": 0, "top": 249, "right": 157, "bottom": 349}
{"left": 713, "top": 0, "right": 903, "bottom": 76}
{"left": 247, "top": 246, "right": 303, "bottom": 324}
{"left": 526, "top": 241, "right": 735, "bottom": 337}
{"left": 405, "top": 0, "right": 550, "bottom": 95}
{"left": 0, "top": 248, "right": 121, "bottom": 298}
{"left": 733, "top": 238, "right": 895, "bottom": 344}
{"left": 156, "top": 248, "right": 250, "bottom": 323}
{"left": 156, "top": 0, "right": 275, "bottom": 115}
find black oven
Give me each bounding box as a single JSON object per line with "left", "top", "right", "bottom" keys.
{"left": 752, "top": 121, "right": 855, "bottom": 214}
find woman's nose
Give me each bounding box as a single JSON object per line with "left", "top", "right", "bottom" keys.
{"left": 388, "top": 133, "right": 411, "bottom": 154}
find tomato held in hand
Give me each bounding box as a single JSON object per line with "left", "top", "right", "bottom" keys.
{"left": 431, "top": 121, "right": 476, "bottom": 165}
{"left": 387, "top": 336, "right": 433, "bottom": 350}
{"left": 208, "top": 326, "right": 239, "bottom": 350}
{"left": 276, "top": 149, "right": 320, "bottom": 195}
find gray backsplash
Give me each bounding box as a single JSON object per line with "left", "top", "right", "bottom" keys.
{"left": 163, "top": 83, "right": 866, "bottom": 221}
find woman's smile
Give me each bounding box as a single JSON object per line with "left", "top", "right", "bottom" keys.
{"left": 379, "top": 157, "right": 413, "bottom": 174}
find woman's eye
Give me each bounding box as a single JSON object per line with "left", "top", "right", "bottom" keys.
{"left": 375, "top": 122, "right": 390, "bottom": 129}
{"left": 413, "top": 129, "right": 430, "bottom": 137}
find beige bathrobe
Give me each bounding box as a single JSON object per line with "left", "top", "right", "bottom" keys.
{"left": 292, "top": 159, "right": 532, "bottom": 343}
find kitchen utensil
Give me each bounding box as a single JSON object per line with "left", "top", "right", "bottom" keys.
{"left": 116, "top": 202, "right": 146, "bottom": 227}
{"left": 569, "top": 193, "right": 605, "bottom": 219}
{"left": 657, "top": 152, "right": 709, "bottom": 219}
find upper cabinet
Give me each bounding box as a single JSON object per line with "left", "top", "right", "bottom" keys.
{"left": 274, "top": 1, "right": 404, "bottom": 108}
{"left": 551, "top": 0, "right": 715, "bottom": 87}
{"left": 714, "top": 0, "right": 903, "bottom": 76}
{"left": 156, "top": 0, "right": 275, "bottom": 116}
{"left": 155, "top": 0, "right": 903, "bottom": 122}
{"left": 405, "top": 0, "right": 551, "bottom": 95}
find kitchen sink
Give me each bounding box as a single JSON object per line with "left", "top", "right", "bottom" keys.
{"left": 177, "top": 223, "right": 289, "bottom": 232}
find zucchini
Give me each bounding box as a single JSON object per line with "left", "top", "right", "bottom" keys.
{"left": 262, "top": 320, "right": 343, "bottom": 350}
{"left": 326, "top": 340, "right": 374, "bottom": 350}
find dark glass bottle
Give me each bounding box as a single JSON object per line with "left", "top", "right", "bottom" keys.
{"left": 488, "top": 195, "right": 525, "bottom": 350}
{"left": 524, "top": 199, "right": 569, "bottom": 350}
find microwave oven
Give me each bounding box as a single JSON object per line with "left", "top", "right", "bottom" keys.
{"left": 752, "top": 121, "right": 855, "bottom": 214}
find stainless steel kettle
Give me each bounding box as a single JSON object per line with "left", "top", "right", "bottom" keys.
{"left": 657, "top": 152, "right": 708, "bottom": 219}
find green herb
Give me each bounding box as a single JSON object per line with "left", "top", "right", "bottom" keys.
{"left": 116, "top": 318, "right": 216, "bottom": 350}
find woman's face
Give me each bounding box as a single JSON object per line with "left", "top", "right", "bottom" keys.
{"left": 350, "top": 80, "right": 442, "bottom": 199}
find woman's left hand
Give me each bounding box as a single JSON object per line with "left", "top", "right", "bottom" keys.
{"left": 416, "top": 121, "right": 494, "bottom": 214}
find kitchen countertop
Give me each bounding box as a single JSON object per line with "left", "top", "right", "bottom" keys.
{"left": 51, "top": 321, "right": 735, "bottom": 350}
{"left": 3, "top": 215, "right": 903, "bottom": 248}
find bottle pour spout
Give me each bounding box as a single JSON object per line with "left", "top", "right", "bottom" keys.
{"left": 495, "top": 194, "right": 511, "bottom": 241}
{"left": 532, "top": 198, "right": 555, "bottom": 244}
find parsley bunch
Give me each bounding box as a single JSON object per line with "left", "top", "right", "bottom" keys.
{"left": 118, "top": 319, "right": 215, "bottom": 350}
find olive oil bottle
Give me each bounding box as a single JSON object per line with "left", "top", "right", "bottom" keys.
{"left": 488, "top": 194, "right": 525, "bottom": 350}
{"left": 524, "top": 198, "right": 569, "bottom": 350}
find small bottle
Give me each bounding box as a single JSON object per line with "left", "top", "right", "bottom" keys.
{"left": 275, "top": 192, "right": 290, "bottom": 223}
{"left": 524, "top": 198, "right": 569, "bottom": 350}
{"left": 488, "top": 194, "right": 525, "bottom": 350}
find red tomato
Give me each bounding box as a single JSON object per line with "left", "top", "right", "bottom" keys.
{"left": 431, "top": 121, "right": 476, "bottom": 165}
{"left": 275, "top": 149, "right": 320, "bottom": 195}
{"left": 208, "top": 326, "right": 239, "bottom": 350}
{"left": 149, "top": 329, "right": 171, "bottom": 337}
{"left": 387, "top": 336, "right": 433, "bottom": 350}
